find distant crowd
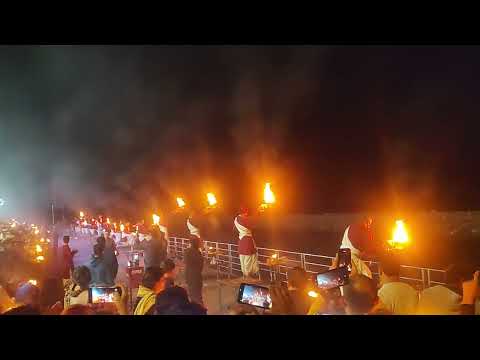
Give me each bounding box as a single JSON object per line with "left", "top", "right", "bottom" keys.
{"left": 1, "top": 214, "right": 479, "bottom": 315}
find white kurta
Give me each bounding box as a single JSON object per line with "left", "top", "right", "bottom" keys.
{"left": 340, "top": 226, "right": 372, "bottom": 279}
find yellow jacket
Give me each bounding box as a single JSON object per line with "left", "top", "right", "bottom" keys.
{"left": 134, "top": 285, "right": 156, "bottom": 315}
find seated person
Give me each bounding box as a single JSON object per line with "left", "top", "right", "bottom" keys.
{"left": 0, "top": 285, "right": 16, "bottom": 314}
{"left": 61, "top": 304, "right": 96, "bottom": 315}
{"left": 417, "top": 264, "right": 478, "bottom": 315}
{"left": 161, "top": 259, "right": 177, "bottom": 282}
{"left": 227, "top": 303, "right": 259, "bottom": 315}
{"left": 64, "top": 266, "right": 92, "bottom": 309}
{"left": 342, "top": 275, "right": 391, "bottom": 315}
{"left": 40, "top": 278, "right": 65, "bottom": 315}
{"left": 154, "top": 283, "right": 207, "bottom": 315}
{"left": 286, "top": 267, "right": 319, "bottom": 315}
{"left": 4, "top": 282, "right": 42, "bottom": 315}
{"left": 377, "top": 254, "right": 419, "bottom": 315}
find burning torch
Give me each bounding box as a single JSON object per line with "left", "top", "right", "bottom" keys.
{"left": 387, "top": 220, "right": 410, "bottom": 251}
{"left": 206, "top": 193, "right": 217, "bottom": 209}
{"left": 176, "top": 197, "right": 186, "bottom": 210}
{"left": 259, "top": 182, "right": 276, "bottom": 212}
{"left": 120, "top": 223, "right": 125, "bottom": 241}
{"left": 152, "top": 214, "right": 160, "bottom": 226}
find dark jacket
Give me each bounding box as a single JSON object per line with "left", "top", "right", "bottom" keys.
{"left": 141, "top": 238, "right": 167, "bottom": 269}
{"left": 184, "top": 247, "right": 203, "bottom": 283}
{"left": 88, "top": 255, "right": 114, "bottom": 286}
{"left": 154, "top": 286, "right": 206, "bottom": 315}
{"left": 103, "top": 240, "right": 118, "bottom": 279}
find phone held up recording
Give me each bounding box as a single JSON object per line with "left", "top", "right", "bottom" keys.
{"left": 88, "top": 287, "right": 122, "bottom": 304}
{"left": 237, "top": 283, "right": 272, "bottom": 309}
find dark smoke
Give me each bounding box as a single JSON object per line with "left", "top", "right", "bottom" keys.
{"left": 0, "top": 46, "right": 479, "bottom": 222}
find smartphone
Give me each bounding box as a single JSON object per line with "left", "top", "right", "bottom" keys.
{"left": 315, "top": 267, "right": 350, "bottom": 290}
{"left": 338, "top": 248, "right": 352, "bottom": 273}
{"left": 88, "top": 287, "right": 122, "bottom": 304}
{"left": 238, "top": 283, "right": 272, "bottom": 309}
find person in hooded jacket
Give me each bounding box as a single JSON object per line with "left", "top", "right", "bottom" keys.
{"left": 88, "top": 243, "right": 114, "bottom": 287}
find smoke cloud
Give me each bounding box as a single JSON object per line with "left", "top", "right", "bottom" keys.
{"left": 0, "top": 46, "right": 479, "bottom": 222}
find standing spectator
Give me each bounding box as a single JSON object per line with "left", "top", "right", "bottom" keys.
{"left": 64, "top": 266, "right": 92, "bottom": 309}
{"left": 184, "top": 237, "right": 204, "bottom": 305}
{"left": 102, "top": 232, "right": 119, "bottom": 281}
{"left": 377, "top": 254, "right": 419, "bottom": 315}
{"left": 141, "top": 229, "right": 167, "bottom": 269}
{"left": 61, "top": 236, "right": 78, "bottom": 281}
{"left": 88, "top": 244, "right": 114, "bottom": 287}
{"left": 187, "top": 214, "right": 203, "bottom": 248}
{"left": 134, "top": 266, "right": 164, "bottom": 315}
{"left": 338, "top": 217, "right": 374, "bottom": 279}
{"left": 234, "top": 208, "right": 259, "bottom": 279}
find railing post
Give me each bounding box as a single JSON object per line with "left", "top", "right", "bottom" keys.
{"left": 181, "top": 238, "right": 185, "bottom": 259}
{"left": 427, "top": 269, "right": 431, "bottom": 288}
{"left": 300, "top": 253, "right": 306, "bottom": 271}
{"left": 228, "top": 243, "right": 233, "bottom": 279}
{"left": 216, "top": 242, "right": 220, "bottom": 280}
{"left": 257, "top": 249, "right": 261, "bottom": 281}
{"left": 421, "top": 269, "right": 427, "bottom": 290}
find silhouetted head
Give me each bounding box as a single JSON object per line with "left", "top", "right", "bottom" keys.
{"left": 342, "top": 275, "right": 378, "bottom": 315}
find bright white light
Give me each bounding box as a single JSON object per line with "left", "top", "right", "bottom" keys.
{"left": 0, "top": 198, "right": 5, "bottom": 206}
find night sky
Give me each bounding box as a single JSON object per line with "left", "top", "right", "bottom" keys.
{"left": 1, "top": 45, "right": 480, "bottom": 219}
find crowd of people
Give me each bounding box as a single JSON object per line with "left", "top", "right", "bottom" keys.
{"left": 1, "top": 214, "right": 479, "bottom": 316}
{"left": 0, "top": 225, "right": 208, "bottom": 315}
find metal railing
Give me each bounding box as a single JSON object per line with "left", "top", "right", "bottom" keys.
{"left": 167, "top": 237, "right": 447, "bottom": 290}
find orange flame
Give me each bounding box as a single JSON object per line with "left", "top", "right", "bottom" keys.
{"left": 207, "top": 193, "right": 217, "bottom": 207}
{"left": 388, "top": 220, "right": 409, "bottom": 250}
{"left": 35, "top": 245, "right": 42, "bottom": 253}
{"left": 36, "top": 255, "right": 44, "bottom": 262}
{"left": 106, "top": 218, "right": 110, "bottom": 224}
{"left": 79, "top": 211, "right": 84, "bottom": 218}
{"left": 120, "top": 224, "right": 125, "bottom": 232}
{"left": 264, "top": 183, "right": 276, "bottom": 205}
{"left": 152, "top": 214, "right": 160, "bottom": 226}
{"left": 176, "top": 197, "right": 186, "bottom": 208}
{"left": 308, "top": 290, "right": 319, "bottom": 298}
{"left": 28, "top": 279, "right": 37, "bottom": 286}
